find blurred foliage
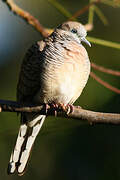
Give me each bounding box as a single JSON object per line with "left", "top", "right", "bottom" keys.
{"left": 0, "top": 0, "right": 120, "bottom": 180}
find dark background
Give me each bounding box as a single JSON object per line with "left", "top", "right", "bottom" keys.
{"left": 0, "top": 0, "right": 120, "bottom": 179}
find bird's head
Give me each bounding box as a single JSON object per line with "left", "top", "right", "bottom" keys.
{"left": 57, "top": 21, "right": 91, "bottom": 47}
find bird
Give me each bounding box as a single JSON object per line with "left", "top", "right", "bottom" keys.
{"left": 7, "top": 21, "right": 91, "bottom": 176}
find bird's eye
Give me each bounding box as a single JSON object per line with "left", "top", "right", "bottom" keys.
{"left": 71, "top": 29, "right": 77, "bottom": 34}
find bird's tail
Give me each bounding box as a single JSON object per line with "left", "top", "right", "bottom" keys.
{"left": 7, "top": 114, "right": 46, "bottom": 176}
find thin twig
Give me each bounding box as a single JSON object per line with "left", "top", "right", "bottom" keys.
{"left": 0, "top": 100, "right": 120, "bottom": 124}
{"left": 69, "top": 0, "right": 100, "bottom": 20}
{"left": 91, "top": 63, "right": 120, "bottom": 76}
{"left": 48, "top": 0, "right": 75, "bottom": 20}
{"left": 94, "top": 5, "right": 108, "bottom": 25}
{"left": 90, "top": 71, "right": 120, "bottom": 94}
{"left": 4, "top": 0, "right": 49, "bottom": 37}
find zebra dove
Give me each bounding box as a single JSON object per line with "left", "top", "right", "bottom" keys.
{"left": 7, "top": 21, "right": 91, "bottom": 175}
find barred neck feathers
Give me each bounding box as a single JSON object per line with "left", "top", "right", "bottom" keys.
{"left": 42, "top": 33, "right": 67, "bottom": 66}
{"left": 50, "top": 29, "right": 81, "bottom": 45}
{"left": 43, "top": 29, "right": 82, "bottom": 66}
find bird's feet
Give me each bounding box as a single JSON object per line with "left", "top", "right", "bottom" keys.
{"left": 49, "top": 103, "right": 59, "bottom": 116}
{"left": 44, "top": 103, "right": 74, "bottom": 116}
{"left": 43, "top": 103, "right": 58, "bottom": 116}
{"left": 57, "top": 103, "right": 74, "bottom": 115}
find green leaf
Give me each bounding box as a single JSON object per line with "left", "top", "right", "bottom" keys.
{"left": 88, "top": 2, "right": 95, "bottom": 25}
{"left": 101, "top": 0, "right": 120, "bottom": 8}
{"left": 47, "top": 0, "right": 76, "bottom": 20}
{"left": 94, "top": 5, "right": 108, "bottom": 25}
{"left": 87, "top": 36, "right": 120, "bottom": 49}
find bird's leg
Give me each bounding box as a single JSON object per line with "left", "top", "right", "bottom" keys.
{"left": 43, "top": 103, "right": 58, "bottom": 116}
{"left": 48, "top": 103, "right": 75, "bottom": 116}
{"left": 43, "top": 103, "right": 50, "bottom": 114}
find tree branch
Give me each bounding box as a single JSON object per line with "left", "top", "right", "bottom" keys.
{"left": 69, "top": 0, "right": 101, "bottom": 21}
{"left": 0, "top": 99, "right": 120, "bottom": 125}
{"left": 90, "top": 71, "right": 120, "bottom": 94}
{"left": 4, "top": 0, "right": 49, "bottom": 37}
{"left": 91, "top": 62, "right": 120, "bottom": 76}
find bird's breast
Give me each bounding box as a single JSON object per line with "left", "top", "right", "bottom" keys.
{"left": 34, "top": 41, "right": 90, "bottom": 105}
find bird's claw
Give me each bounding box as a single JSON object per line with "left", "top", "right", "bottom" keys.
{"left": 49, "top": 103, "right": 58, "bottom": 117}
{"left": 65, "top": 104, "right": 74, "bottom": 114}
{"left": 47, "top": 103, "right": 74, "bottom": 116}
{"left": 57, "top": 103, "right": 74, "bottom": 115}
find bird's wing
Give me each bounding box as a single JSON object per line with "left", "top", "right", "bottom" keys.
{"left": 17, "top": 40, "right": 46, "bottom": 103}
{"left": 7, "top": 40, "right": 46, "bottom": 175}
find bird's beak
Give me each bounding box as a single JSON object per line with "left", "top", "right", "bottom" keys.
{"left": 81, "top": 37, "right": 91, "bottom": 47}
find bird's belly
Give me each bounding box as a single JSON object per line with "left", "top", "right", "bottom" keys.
{"left": 53, "top": 78, "right": 82, "bottom": 105}
{"left": 35, "top": 78, "right": 80, "bottom": 105}
{"left": 34, "top": 59, "right": 90, "bottom": 105}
